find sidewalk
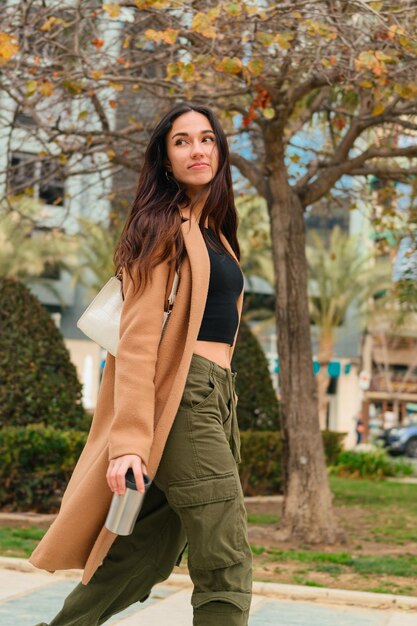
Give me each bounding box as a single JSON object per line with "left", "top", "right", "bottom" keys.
{"left": 1, "top": 558, "right": 416, "bottom": 625}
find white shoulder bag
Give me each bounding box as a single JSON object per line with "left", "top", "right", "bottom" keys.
{"left": 77, "top": 268, "right": 180, "bottom": 357}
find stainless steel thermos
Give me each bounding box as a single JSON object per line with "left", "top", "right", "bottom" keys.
{"left": 105, "top": 469, "right": 152, "bottom": 536}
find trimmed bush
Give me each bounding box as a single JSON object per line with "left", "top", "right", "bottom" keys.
{"left": 330, "top": 448, "right": 414, "bottom": 480}
{"left": 322, "top": 430, "right": 346, "bottom": 465}
{"left": 232, "top": 319, "right": 280, "bottom": 430}
{"left": 0, "top": 277, "right": 88, "bottom": 429}
{"left": 0, "top": 425, "right": 87, "bottom": 512}
{"left": 239, "top": 430, "right": 346, "bottom": 496}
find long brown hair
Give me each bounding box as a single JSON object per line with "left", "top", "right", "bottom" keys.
{"left": 114, "top": 102, "right": 240, "bottom": 295}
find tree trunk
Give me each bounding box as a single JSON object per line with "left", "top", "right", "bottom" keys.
{"left": 267, "top": 158, "right": 341, "bottom": 544}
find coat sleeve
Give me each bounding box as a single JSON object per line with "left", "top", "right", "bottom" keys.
{"left": 108, "top": 257, "right": 171, "bottom": 466}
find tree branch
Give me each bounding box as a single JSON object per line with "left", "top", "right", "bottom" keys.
{"left": 229, "top": 152, "right": 266, "bottom": 197}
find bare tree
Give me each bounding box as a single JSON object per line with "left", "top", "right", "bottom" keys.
{"left": 1, "top": 0, "right": 417, "bottom": 542}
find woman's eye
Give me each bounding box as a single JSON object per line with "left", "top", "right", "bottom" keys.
{"left": 203, "top": 136, "right": 215, "bottom": 142}
{"left": 175, "top": 139, "right": 186, "bottom": 145}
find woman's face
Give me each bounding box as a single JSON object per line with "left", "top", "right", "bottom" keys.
{"left": 165, "top": 111, "right": 219, "bottom": 196}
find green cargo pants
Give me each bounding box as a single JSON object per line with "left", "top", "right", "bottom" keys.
{"left": 35, "top": 353, "right": 252, "bottom": 626}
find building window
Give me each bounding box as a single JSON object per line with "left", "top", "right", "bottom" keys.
{"left": 9, "top": 152, "right": 65, "bottom": 206}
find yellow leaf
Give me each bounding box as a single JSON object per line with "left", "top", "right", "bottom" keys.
{"left": 262, "top": 107, "right": 275, "bottom": 120}
{"left": 247, "top": 58, "right": 264, "bottom": 76}
{"left": 161, "top": 29, "right": 179, "bottom": 45}
{"left": 40, "top": 16, "right": 64, "bottom": 32}
{"left": 370, "top": 1, "right": 383, "bottom": 10}
{"left": 290, "top": 153, "right": 300, "bottom": 163}
{"left": 107, "top": 149, "right": 116, "bottom": 159}
{"left": 256, "top": 32, "right": 274, "bottom": 47}
{"left": 109, "top": 81, "right": 123, "bottom": 91}
{"left": 91, "top": 70, "right": 104, "bottom": 80}
{"left": 26, "top": 80, "right": 37, "bottom": 96}
{"left": 372, "top": 102, "right": 385, "bottom": 116}
{"left": 275, "top": 32, "right": 294, "bottom": 49}
{"left": 224, "top": 2, "right": 241, "bottom": 16}
{"left": 215, "top": 56, "right": 243, "bottom": 75}
{"left": 78, "top": 110, "right": 88, "bottom": 120}
{"left": 0, "top": 32, "right": 19, "bottom": 62}
{"left": 58, "top": 154, "right": 68, "bottom": 164}
{"left": 192, "top": 12, "right": 217, "bottom": 39}
{"left": 180, "top": 63, "right": 197, "bottom": 82}
{"left": 359, "top": 80, "right": 373, "bottom": 88}
{"left": 103, "top": 4, "right": 121, "bottom": 18}
{"left": 166, "top": 62, "right": 180, "bottom": 80}
{"left": 63, "top": 80, "right": 83, "bottom": 95}
{"left": 39, "top": 81, "right": 54, "bottom": 97}
{"left": 208, "top": 5, "right": 222, "bottom": 20}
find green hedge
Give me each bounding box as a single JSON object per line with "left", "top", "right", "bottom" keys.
{"left": 0, "top": 426, "right": 346, "bottom": 511}
{"left": 0, "top": 425, "right": 87, "bottom": 512}
{"left": 0, "top": 277, "right": 87, "bottom": 429}
{"left": 239, "top": 430, "right": 346, "bottom": 496}
{"left": 330, "top": 448, "right": 414, "bottom": 480}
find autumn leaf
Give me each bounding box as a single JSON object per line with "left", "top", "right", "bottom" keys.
{"left": 107, "top": 149, "right": 116, "bottom": 159}
{"left": 92, "top": 38, "right": 105, "bottom": 49}
{"left": 192, "top": 12, "right": 217, "bottom": 39}
{"left": 247, "top": 58, "right": 264, "bottom": 76}
{"left": 256, "top": 32, "right": 274, "bottom": 47}
{"left": 162, "top": 29, "right": 179, "bottom": 45}
{"left": 290, "top": 154, "right": 301, "bottom": 163}
{"left": 394, "top": 82, "right": 417, "bottom": 100}
{"left": 262, "top": 107, "right": 275, "bottom": 120}
{"left": 26, "top": 80, "right": 37, "bottom": 97}
{"left": 103, "top": 4, "right": 121, "bottom": 18}
{"left": 181, "top": 63, "right": 197, "bottom": 82}
{"left": 109, "top": 100, "right": 117, "bottom": 109}
{"left": 0, "top": 33, "right": 19, "bottom": 63}
{"left": 40, "top": 16, "right": 64, "bottom": 32}
{"left": 91, "top": 70, "right": 104, "bottom": 80}
{"left": 275, "top": 32, "right": 294, "bottom": 49}
{"left": 63, "top": 80, "right": 84, "bottom": 95}
{"left": 39, "top": 81, "right": 54, "bottom": 97}
{"left": 224, "top": 2, "right": 241, "bottom": 16}
{"left": 109, "top": 81, "right": 123, "bottom": 91}
{"left": 372, "top": 102, "right": 385, "bottom": 116}
{"left": 166, "top": 62, "right": 180, "bottom": 80}
{"left": 78, "top": 110, "right": 89, "bottom": 120}
{"left": 215, "top": 56, "right": 243, "bottom": 75}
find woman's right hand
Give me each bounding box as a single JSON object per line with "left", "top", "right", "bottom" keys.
{"left": 106, "top": 454, "right": 147, "bottom": 496}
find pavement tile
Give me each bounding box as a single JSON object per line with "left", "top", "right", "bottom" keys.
{"left": 248, "top": 599, "right": 386, "bottom": 626}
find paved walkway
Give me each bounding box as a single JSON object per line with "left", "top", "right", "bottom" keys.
{"left": 1, "top": 564, "right": 416, "bottom": 626}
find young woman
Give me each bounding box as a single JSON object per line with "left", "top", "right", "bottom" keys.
{"left": 31, "top": 102, "right": 253, "bottom": 626}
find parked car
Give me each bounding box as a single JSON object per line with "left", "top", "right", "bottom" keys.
{"left": 377, "top": 423, "right": 417, "bottom": 458}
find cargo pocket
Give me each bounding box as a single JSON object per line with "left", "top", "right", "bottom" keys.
{"left": 183, "top": 371, "right": 219, "bottom": 412}
{"left": 168, "top": 472, "right": 245, "bottom": 570}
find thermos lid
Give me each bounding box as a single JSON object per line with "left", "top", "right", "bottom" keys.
{"left": 125, "top": 469, "right": 151, "bottom": 491}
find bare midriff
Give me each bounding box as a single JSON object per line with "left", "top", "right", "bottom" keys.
{"left": 193, "top": 340, "right": 231, "bottom": 370}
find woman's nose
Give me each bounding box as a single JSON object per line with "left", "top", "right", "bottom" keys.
{"left": 190, "top": 141, "right": 204, "bottom": 158}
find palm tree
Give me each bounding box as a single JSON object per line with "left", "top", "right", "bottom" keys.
{"left": 307, "top": 226, "right": 389, "bottom": 427}
{"left": 71, "top": 217, "right": 123, "bottom": 298}
{"left": 0, "top": 198, "right": 75, "bottom": 283}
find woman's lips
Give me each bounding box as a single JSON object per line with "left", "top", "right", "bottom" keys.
{"left": 189, "top": 163, "right": 209, "bottom": 169}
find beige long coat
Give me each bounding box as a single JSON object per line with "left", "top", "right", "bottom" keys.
{"left": 29, "top": 214, "right": 244, "bottom": 584}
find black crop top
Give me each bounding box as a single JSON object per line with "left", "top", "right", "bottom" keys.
{"left": 197, "top": 227, "right": 244, "bottom": 345}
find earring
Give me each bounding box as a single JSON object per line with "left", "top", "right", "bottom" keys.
{"left": 165, "top": 170, "right": 170, "bottom": 182}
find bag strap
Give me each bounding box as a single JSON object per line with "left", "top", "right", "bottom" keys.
{"left": 168, "top": 270, "right": 180, "bottom": 311}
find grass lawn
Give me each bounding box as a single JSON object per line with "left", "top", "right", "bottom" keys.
{"left": 244, "top": 476, "right": 417, "bottom": 595}
{"left": 1, "top": 477, "right": 417, "bottom": 596}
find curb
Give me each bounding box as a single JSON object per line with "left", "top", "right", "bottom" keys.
{"left": 1, "top": 557, "right": 416, "bottom": 611}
